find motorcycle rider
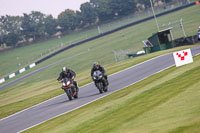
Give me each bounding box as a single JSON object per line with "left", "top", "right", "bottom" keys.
{"left": 57, "top": 67, "right": 79, "bottom": 96}
{"left": 91, "top": 62, "right": 109, "bottom": 86}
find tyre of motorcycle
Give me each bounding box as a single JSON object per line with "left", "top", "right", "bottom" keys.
{"left": 72, "top": 86, "right": 78, "bottom": 98}
{"left": 74, "top": 93, "right": 78, "bottom": 98}
{"left": 96, "top": 82, "right": 104, "bottom": 93}
{"left": 64, "top": 88, "right": 73, "bottom": 100}
{"left": 103, "top": 85, "right": 108, "bottom": 92}
{"left": 102, "top": 78, "right": 108, "bottom": 91}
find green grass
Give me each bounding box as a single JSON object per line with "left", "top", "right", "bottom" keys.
{"left": 23, "top": 54, "right": 200, "bottom": 133}
{"left": 0, "top": 4, "right": 200, "bottom": 119}
{"left": 0, "top": 4, "right": 200, "bottom": 78}
{"left": 0, "top": 44, "right": 199, "bottom": 119}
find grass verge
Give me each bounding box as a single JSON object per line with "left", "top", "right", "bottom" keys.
{"left": 23, "top": 54, "right": 200, "bottom": 133}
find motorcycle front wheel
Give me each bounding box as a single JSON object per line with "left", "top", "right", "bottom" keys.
{"left": 96, "top": 82, "right": 103, "bottom": 93}
{"left": 103, "top": 86, "right": 108, "bottom": 92}
{"left": 64, "top": 88, "right": 72, "bottom": 100}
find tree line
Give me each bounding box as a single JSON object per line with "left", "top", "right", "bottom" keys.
{"left": 0, "top": 0, "right": 185, "bottom": 47}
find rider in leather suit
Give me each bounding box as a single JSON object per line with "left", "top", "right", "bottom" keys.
{"left": 91, "top": 62, "right": 109, "bottom": 86}
{"left": 57, "top": 67, "right": 79, "bottom": 94}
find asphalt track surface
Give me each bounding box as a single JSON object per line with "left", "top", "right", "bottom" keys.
{"left": 0, "top": 46, "right": 200, "bottom": 133}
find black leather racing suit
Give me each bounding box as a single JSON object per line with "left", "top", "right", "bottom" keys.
{"left": 91, "top": 65, "right": 108, "bottom": 86}
{"left": 57, "top": 69, "right": 79, "bottom": 92}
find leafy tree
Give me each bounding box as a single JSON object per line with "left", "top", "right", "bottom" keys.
{"left": 57, "top": 9, "right": 77, "bottom": 32}
{"left": 0, "top": 16, "right": 5, "bottom": 47}
{"left": 21, "top": 11, "right": 46, "bottom": 41}
{"left": 75, "top": 11, "right": 85, "bottom": 29}
{"left": 109, "top": 0, "right": 137, "bottom": 17}
{"left": 0, "top": 15, "right": 22, "bottom": 47}
{"left": 21, "top": 13, "right": 34, "bottom": 40}
{"left": 4, "top": 33, "right": 21, "bottom": 46}
{"left": 44, "top": 15, "right": 58, "bottom": 36}
{"left": 134, "top": 0, "right": 151, "bottom": 8}
{"left": 90, "top": 0, "right": 113, "bottom": 22}
{"left": 80, "top": 2, "right": 97, "bottom": 25}
{"left": 135, "top": 0, "right": 172, "bottom": 9}
{"left": 164, "top": 0, "right": 175, "bottom": 3}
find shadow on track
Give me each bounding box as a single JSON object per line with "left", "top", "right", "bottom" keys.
{"left": 78, "top": 92, "right": 102, "bottom": 99}
{"left": 39, "top": 92, "right": 106, "bottom": 109}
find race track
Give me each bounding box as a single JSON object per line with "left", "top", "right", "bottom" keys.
{"left": 0, "top": 46, "right": 200, "bottom": 133}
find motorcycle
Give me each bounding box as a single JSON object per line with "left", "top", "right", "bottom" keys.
{"left": 61, "top": 78, "right": 78, "bottom": 100}
{"left": 92, "top": 70, "right": 108, "bottom": 93}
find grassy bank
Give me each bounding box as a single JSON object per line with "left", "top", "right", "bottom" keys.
{"left": 23, "top": 54, "right": 200, "bottom": 133}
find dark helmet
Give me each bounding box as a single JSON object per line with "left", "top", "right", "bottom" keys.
{"left": 93, "top": 62, "right": 99, "bottom": 68}
{"left": 62, "top": 67, "right": 68, "bottom": 74}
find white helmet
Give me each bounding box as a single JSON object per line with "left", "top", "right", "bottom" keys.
{"left": 62, "top": 67, "right": 67, "bottom": 72}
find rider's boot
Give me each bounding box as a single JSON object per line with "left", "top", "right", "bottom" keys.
{"left": 104, "top": 75, "right": 109, "bottom": 86}
{"left": 103, "top": 78, "right": 109, "bottom": 86}
{"left": 105, "top": 79, "right": 109, "bottom": 86}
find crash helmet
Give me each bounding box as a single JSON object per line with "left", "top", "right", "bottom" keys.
{"left": 93, "top": 62, "right": 99, "bottom": 68}
{"left": 62, "top": 67, "right": 68, "bottom": 74}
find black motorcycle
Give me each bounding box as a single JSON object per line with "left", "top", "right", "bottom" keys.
{"left": 62, "top": 78, "right": 78, "bottom": 100}
{"left": 92, "top": 70, "right": 108, "bottom": 93}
